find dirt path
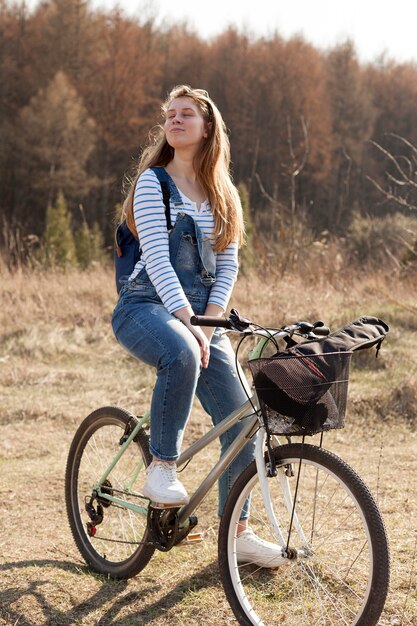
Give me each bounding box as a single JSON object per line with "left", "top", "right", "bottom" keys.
{"left": 0, "top": 410, "right": 416, "bottom": 626}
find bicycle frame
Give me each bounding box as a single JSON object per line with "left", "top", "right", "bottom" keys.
{"left": 93, "top": 399, "right": 260, "bottom": 522}
{"left": 92, "top": 328, "right": 304, "bottom": 550}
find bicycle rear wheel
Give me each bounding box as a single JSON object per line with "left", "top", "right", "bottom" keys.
{"left": 65, "top": 406, "right": 154, "bottom": 579}
{"left": 219, "top": 443, "right": 389, "bottom": 626}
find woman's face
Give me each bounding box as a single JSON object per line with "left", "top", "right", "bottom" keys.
{"left": 164, "top": 96, "right": 208, "bottom": 151}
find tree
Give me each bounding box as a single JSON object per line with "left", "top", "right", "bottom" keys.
{"left": 80, "top": 8, "right": 162, "bottom": 232}
{"left": 30, "top": 0, "right": 93, "bottom": 84}
{"left": 367, "top": 61, "right": 417, "bottom": 146}
{"left": 75, "top": 208, "right": 107, "bottom": 269}
{"left": 365, "top": 60, "right": 417, "bottom": 215}
{"left": 44, "top": 190, "right": 77, "bottom": 267}
{"left": 365, "top": 135, "right": 417, "bottom": 270}
{"left": 323, "top": 41, "right": 375, "bottom": 230}
{"left": 227, "top": 34, "right": 332, "bottom": 231}
{"left": 368, "top": 134, "right": 417, "bottom": 213}
{"left": 237, "top": 181, "right": 255, "bottom": 273}
{"left": 19, "top": 71, "right": 96, "bottom": 209}
{"left": 0, "top": 1, "right": 37, "bottom": 225}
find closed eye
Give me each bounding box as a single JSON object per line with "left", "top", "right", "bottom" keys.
{"left": 166, "top": 107, "right": 196, "bottom": 119}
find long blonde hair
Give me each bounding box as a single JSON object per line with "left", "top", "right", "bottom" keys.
{"left": 122, "top": 85, "right": 244, "bottom": 251}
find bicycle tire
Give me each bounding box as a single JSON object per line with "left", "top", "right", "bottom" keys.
{"left": 219, "top": 443, "right": 389, "bottom": 626}
{"left": 65, "top": 406, "right": 155, "bottom": 579}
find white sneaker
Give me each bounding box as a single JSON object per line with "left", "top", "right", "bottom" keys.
{"left": 142, "top": 460, "right": 189, "bottom": 506}
{"left": 236, "top": 529, "right": 286, "bottom": 568}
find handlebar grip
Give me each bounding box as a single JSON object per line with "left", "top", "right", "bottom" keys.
{"left": 190, "top": 315, "right": 232, "bottom": 328}
{"left": 313, "top": 325, "right": 330, "bottom": 336}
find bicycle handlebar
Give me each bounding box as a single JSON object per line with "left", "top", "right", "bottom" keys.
{"left": 190, "top": 315, "right": 233, "bottom": 328}
{"left": 190, "top": 309, "right": 330, "bottom": 337}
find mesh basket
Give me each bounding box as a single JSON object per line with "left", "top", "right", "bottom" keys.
{"left": 248, "top": 351, "right": 352, "bottom": 436}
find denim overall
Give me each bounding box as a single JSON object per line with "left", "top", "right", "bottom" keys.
{"left": 112, "top": 180, "right": 255, "bottom": 518}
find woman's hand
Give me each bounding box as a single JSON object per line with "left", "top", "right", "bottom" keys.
{"left": 186, "top": 320, "right": 210, "bottom": 368}
{"left": 173, "top": 306, "right": 210, "bottom": 368}
{"left": 201, "top": 325, "right": 215, "bottom": 344}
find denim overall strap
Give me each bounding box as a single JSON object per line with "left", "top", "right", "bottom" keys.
{"left": 155, "top": 167, "right": 187, "bottom": 209}
{"left": 174, "top": 213, "right": 216, "bottom": 285}
{"left": 167, "top": 213, "right": 216, "bottom": 315}
{"left": 123, "top": 171, "right": 217, "bottom": 315}
{"left": 193, "top": 218, "right": 216, "bottom": 284}
{"left": 150, "top": 167, "right": 172, "bottom": 230}
{"left": 158, "top": 168, "right": 217, "bottom": 284}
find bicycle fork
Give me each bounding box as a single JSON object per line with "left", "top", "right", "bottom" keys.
{"left": 255, "top": 429, "right": 312, "bottom": 560}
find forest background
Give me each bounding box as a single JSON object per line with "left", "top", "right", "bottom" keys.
{"left": 1, "top": 0, "right": 417, "bottom": 271}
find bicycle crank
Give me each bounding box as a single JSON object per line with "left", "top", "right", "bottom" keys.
{"left": 96, "top": 479, "right": 113, "bottom": 508}
{"left": 147, "top": 505, "right": 198, "bottom": 552}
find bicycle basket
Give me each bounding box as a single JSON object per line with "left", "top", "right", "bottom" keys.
{"left": 248, "top": 351, "right": 352, "bottom": 436}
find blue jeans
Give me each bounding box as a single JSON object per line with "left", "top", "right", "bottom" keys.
{"left": 112, "top": 293, "right": 255, "bottom": 517}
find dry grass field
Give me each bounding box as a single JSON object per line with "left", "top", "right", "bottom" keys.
{"left": 0, "top": 263, "right": 416, "bottom": 625}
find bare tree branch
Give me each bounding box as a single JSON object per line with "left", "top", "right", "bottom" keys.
{"left": 368, "top": 135, "right": 417, "bottom": 211}
{"left": 386, "top": 132, "right": 417, "bottom": 159}
{"left": 255, "top": 172, "right": 286, "bottom": 209}
{"left": 286, "top": 116, "right": 296, "bottom": 163}
{"left": 247, "top": 134, "right": 260, "bottom": 198}
{"left": 368, "top": 139, "right": 412, "bottom": 184}
{"left": 342, "top": 144, "right": 352, "bottom": 199}
{"left": 386, "top": 171, "right": 417, "bottom": 189}
{"left": 366, "top": 174, "right": 417, "bottom": 211}
{"left": 284, "top": 116, "right": 309, "bottom": 177}
{"left": 294, "top": 116, "right": 309, "bottom": 177}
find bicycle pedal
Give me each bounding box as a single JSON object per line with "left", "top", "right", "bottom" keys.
{"left": 149, "top": 501, "right": 182, "bottom": 510}
{"left": 177, "top": 532, "right": 204, "bottom": 546}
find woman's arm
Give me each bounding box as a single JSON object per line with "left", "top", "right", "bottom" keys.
{"left": 134, "top": 170, "right": 210, "bottom": 365}
{"left": 133, "top": 169, "right": 189, "bottom": 314}
{"left": 207, "top": 240, "right": 239, "bottom": 311}
{"left": 197, "top": 302, "right": 224, "bottom": 344}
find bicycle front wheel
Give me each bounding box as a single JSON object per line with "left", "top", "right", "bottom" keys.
{"left": 65, "top": 406, "right": 154, "bottom": 579}
{"left": 219, "top": 443, "right": 389, "bottom": 626}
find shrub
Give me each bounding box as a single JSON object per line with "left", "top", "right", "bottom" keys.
{"left": 346, "top": 212, "right": 417, "bottom": 269}
{"left": 238, "top": 182, "right": 256, "bottom": 273}
{"left": 75, "top": 218, "right": 107, "bottom": 269}
{"left": 44, "top": 191, "right": 77, "bottom": 267}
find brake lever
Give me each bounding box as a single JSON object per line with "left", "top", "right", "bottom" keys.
{"left": 298, "top": 321, "right": 315, "bottom": 334}
{"left": 229, "top": 308, "right": 253, "bottom": 332}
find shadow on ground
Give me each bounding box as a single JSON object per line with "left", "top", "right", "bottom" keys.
{"left": 0, "top": 558, "right": 221, "bottom": 625}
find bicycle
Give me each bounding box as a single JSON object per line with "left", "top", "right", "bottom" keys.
{"left": 65, "top": 309, "right": 390, "bottom": 626}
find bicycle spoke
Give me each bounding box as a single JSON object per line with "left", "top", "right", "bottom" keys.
{"left": 66, "top": 408, "right": 154, "bottom": 578}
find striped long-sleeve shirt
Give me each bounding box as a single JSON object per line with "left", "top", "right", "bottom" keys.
{"left": 130, "top": 168, "right": 239, "bottom": 314}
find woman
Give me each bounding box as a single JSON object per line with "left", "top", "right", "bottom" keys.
{"left": 112, "top": 85, "right": 281, "bottom": 567}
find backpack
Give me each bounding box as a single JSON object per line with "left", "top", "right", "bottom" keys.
{"left": 251, "top": 316, "right": 389, "bottom": 418}
{"left": 114, "top": 167, "right": 172, "bottom": 294}
{"left": 292, "top": 316, "right": 389, "bottom": 356}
